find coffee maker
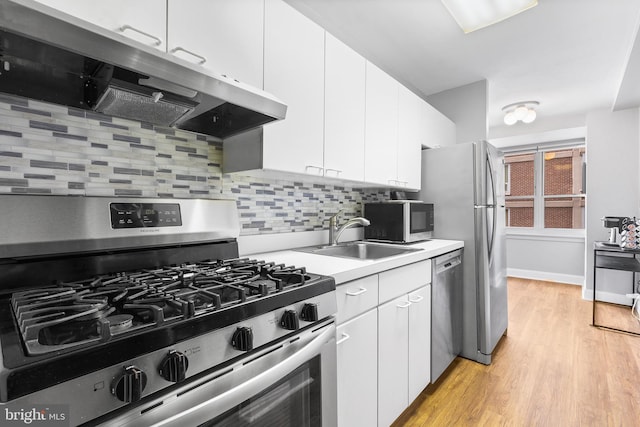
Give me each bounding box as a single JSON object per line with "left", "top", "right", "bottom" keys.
{"left": 601, "top": 216, "right": 626, "bottom": 246}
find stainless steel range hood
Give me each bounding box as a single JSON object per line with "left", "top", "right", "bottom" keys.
{"left": 0, "top": 0, "right": 287, "bottom": 139}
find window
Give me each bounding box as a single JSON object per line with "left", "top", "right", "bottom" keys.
{"left": 543, "top": 148, "right": 586, "bottom": 228}
{"left": 505, "top": 146, "right": 585, "bottom": 230}
{"left": 504, "top": 153, "right": 535, "bottom": 227}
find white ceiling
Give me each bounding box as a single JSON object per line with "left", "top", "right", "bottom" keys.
{"left": 285, "top": 0, "right": 640, "bottom": 139}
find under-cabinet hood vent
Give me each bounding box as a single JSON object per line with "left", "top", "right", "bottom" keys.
{"left": 0, "top": 0, "right": 286, "bottom": 139}
{"left": 93, "top": 84, "right": 196, "bottom": 126}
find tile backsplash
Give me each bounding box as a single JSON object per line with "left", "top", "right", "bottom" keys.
{"left": 0, "top": 94, "right": 387, "bottom": 235}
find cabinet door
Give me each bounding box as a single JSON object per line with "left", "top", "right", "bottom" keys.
{"left": 365, "top": 61, "right": 398, "bottom": 186}
{"left": 423, "top": 101, "right": 456, "bottom": 148}
{"left": 33, "top": 0, "right": 166, "bottom": 50}
{"left": 336, "top": 310, "right": 378, "bottom": 427}
{"left": 397, "top": 85, "right": 424, "bottom": 190}
{"left": 263, "top": 0, "right": 325, "bottom": 176}
{"left": 378, "top": 295, "right": 409, "bottom": 427}
{"left": 408, "top": 285, "right": 431, "bottom": 403}
{"left": 167, "top": 0, "right": 263, "bottom": 88}
{"left": 324, "top": 33, "right": 366, "bottom": 182}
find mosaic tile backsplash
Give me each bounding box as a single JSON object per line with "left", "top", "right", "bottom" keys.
{"left": 0, "top": 94, "right": 388, "bottom": 235}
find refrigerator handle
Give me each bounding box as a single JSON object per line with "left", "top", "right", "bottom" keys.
{"left": 486, "top": 152, "right": 497, "bottom": 263}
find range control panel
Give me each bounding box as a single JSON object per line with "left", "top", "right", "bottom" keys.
{"left": 110, "top": 203, "right": 182, "bottom": 229}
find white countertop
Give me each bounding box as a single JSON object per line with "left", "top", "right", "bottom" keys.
{"left": 250, "top": 239, "right": 464, "bottom": 284}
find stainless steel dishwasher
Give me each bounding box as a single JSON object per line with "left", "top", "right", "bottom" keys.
{"left": 431, "top": 249, "right": 463, "bottom": 382}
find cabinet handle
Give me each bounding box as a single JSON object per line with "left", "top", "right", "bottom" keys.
{"left": 409, "top": 295, "right": 424, "bottom": 303}
{"left": 118, "top": 25, "right": 162, "bottom": 46}
{"left": 345, "top": 287, "right": 367, "bottom": 296}
{"left": 336, "top": 332, "right": 350, "bottom": 345}
{"left": 305, "top": 165, "right": 324, "bottom": 175}
{"left": 324, "top": 168, "right": 342, "bottom": 177}
{"left": 396, "top": 301, "right": 411, "bottom": 309}
{"left": 170, "top": 47, "right": 207, "bottom": 65}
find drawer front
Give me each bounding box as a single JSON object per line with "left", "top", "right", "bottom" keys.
{"left": 379, "top": 260, "right": 431, "bottom": 303}
{"left": 336, "top": 275, "right": 379, "bottom": 324}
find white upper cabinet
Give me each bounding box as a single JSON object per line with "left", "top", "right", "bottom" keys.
{"left": 397, "top": 85, "right": 425, "bottom": 190}
{"left": 32, "top": 0, "right": 167, "bottom": 50}
{"left": 32, "top": 0, "right": 265, "bottom": 89}
{"left": 262, "top": 0, "right": 325, "bottom": 176}
{"left": 167, "top": 0, "right": 264, "bottom": 88}
{"left": 423, "top": 102, "right": 457, "bottom": 148}
{"left": 365, "top": 63, "right": 427, "bottom": 190}
{"left": 324, "top": 33, "right": 366, "bottom": 182}
{"left": 364, "top": 62, "right": 399, "bottom": 186}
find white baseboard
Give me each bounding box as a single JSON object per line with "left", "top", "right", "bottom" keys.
{"left": 507, "top": 268, "right": 584, "bottom": 286}
{"left": 508, "top": 269, "right": 634, "bottom": 305}
{"left": 582, "top": 288, "right": 634, "bottom": 305}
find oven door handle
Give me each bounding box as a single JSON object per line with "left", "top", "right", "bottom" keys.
{"left": 152, "top": 323, "right": 335, "bottom": 427}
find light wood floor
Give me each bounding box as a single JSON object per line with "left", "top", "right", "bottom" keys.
{"left": 394, "top": 277, "right": 640, "bottom": 426}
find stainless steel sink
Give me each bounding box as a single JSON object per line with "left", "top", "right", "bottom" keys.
{"left": 294, "top": 241, "right": 422, "bottom": 260}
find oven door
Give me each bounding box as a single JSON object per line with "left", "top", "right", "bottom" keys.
{"left": 99, "top": 319, "right": 337, "bottom": 427}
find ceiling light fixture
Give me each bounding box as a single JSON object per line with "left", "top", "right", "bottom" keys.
{"left": 502, "top": 101, "right": 539, "bottom": 125}
{"left": 441, "top": 0, "right": 538, "bottom": 34}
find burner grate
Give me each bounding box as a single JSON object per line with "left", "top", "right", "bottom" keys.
{"left": 10, "top": 258, "right": 311, "bottom": 355}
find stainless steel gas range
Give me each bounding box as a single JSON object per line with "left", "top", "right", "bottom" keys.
{"left": 0, "top": 195, "right": 337, "bottom": 426}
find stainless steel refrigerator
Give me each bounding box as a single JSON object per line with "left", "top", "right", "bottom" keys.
{"left": 419, "top": 140, "right": 508, "bottom": 365}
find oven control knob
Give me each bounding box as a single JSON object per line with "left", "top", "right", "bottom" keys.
{"left": 112, "top": 365, "right": 147, "bottom": 403}
{"left": 300, "top": 303, "right": 319, "bottom": 322}
{"left": 231, "top": 326, "right": 253, "bottom": 351}
{"left": 280, "top": 309, "right": 300, "bottom": 330}
{"left": 159, "top": 350, "right": 189, "bottom": 383}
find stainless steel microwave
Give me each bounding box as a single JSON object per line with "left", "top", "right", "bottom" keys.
{"left": 364, "top": 201, "right": 434, "bottom": 243}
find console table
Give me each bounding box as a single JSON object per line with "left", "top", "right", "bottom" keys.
{"left": 593, "top": 242, "right": 640, "bottom": 336}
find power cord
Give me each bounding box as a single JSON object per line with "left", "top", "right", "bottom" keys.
{"left": 627, "top": 292, "right": 640, "bottom": 323}
{"left": 633, "top": 296, "right": 640, "bottom": 323}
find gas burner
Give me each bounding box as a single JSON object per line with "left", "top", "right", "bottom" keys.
{"left": 107, "top": 314, "right": 133, "bottom": 333}
{"left": 10, "top": 258, "right": 313, "bottom": 355}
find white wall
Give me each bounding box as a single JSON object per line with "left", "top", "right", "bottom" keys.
{"left": 506, "top": 233, "right": 585, "bottom": 285}
{"left": 426, "top": 80, "right": 487, "bottom": 144}
{"left": 585, "top": 107, "right": 640, "bottom": 301}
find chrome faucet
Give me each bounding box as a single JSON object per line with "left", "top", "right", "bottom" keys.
{"left": 328, "top": 210, "right": 370, "bottom": 246}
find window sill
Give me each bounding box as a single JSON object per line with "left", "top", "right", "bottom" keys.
{"left": 506, "top": 227, "right": 585, "bottom": 243}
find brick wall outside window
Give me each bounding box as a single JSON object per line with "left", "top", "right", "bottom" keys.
{"left": 505, "top": 148, "right": 585, "bottom": 229}
{"left": 510, "top": 159, "right": 534, "bottom": 196}
{"left": 505, "top": 154, "right": 534, "bottom": 227}
{"left": 544, "top": 156, "right": 573, "bottom": 195}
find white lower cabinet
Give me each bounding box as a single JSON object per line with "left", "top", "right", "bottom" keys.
{"left": 336, "top": 260, "right": 432, "bottom": 427}
{"left": 377, "top": 285, "right": 431, "bottom": 426}
{"left": 408, "top": 286, "right": 431, "bottom": 402}
{"left": 378, "top": 294, "right": 411, "bottom": 427}
{"left": 336, "top": 309, "right": 378, "bottom": 427}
